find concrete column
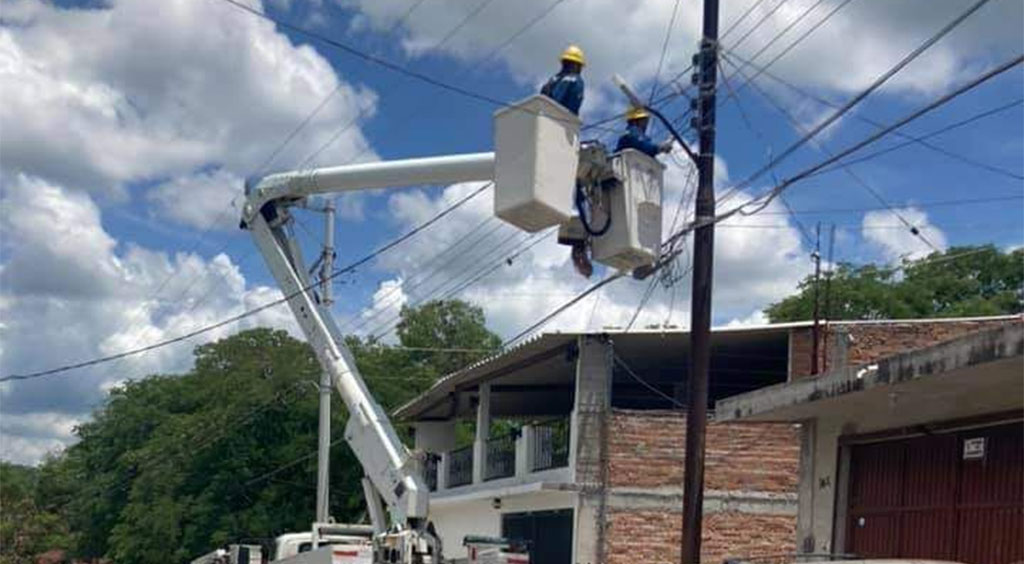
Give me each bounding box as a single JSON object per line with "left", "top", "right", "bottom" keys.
{"left": 570, "top": 336, "right": 613, "bottom": 564}
{"left": 516, "top": 424, "right": 534, "bottom": 477}
{"left": 438, "top": 452, "right": 450, "bottom": 491}
{"left": 473, "top": 383, "right": 492, "bottom": 484}
{"left": 796, "top": 420, "right": 816, "bottom": 553}
{"left": 809, "top": 418, "right": 843, "bottom": 554}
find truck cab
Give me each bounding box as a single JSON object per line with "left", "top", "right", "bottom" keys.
{"left": 273, "top": 523, "right": 374, "bottom": 563}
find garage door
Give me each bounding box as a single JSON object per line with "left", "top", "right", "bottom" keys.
{"left": 846, "top": 421, "right": 1023, "bottom": 564}
{"left": 502, "top": 509, "right": 573, "bottom": 564}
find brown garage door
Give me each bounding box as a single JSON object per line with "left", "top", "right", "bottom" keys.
{"left": 846, "top": 421, "right": 1023, "bottom": 564}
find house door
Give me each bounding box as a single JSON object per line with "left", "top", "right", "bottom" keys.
{"left": 502, "top": 508, "right": 573, "bottom": 564}
{"left": 845, "top": 421, "right": 1023, "bottom": 563}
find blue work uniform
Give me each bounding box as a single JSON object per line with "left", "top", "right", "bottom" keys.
{"left": 615, "top": 124, "right": 661, "bottom": 158}
{"left": 541, "top": 72, "right": 584, "bottom": 115}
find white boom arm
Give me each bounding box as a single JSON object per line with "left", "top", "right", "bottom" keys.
{"left": 241, "top": 153, "right": 495, "bottom": 555}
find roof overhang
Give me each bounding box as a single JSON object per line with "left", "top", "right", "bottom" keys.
{"left": 716, "top": 324, "right": 1024, "bottom": 427}
{"left": 394, "top": 323, "right": 797, "bottom": 420}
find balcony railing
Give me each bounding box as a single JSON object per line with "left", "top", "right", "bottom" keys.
{"left": 532, "top": 419, "right": 570, "bottom": 471}
{"left": 484, "top": 433, "right": 516, "bottom": 481}
{"left": 423, "top": 453, "right": 438, "bottom": 492}
{"left": 447, "top": 445, "right": 473, "bottom": 488}
{"left": 426, "top": 418, "right": 572, "bottom": 491}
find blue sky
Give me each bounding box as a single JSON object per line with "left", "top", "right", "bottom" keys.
{"left": 1, "top": 0, "right": 1022, "bottom": 463}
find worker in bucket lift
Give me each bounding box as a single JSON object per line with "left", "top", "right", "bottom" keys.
{"left": 541, "top": 45, "right": 586, "bottom": 115}
{"left": 616, "top": 107, "right": 673, "bottom": 158}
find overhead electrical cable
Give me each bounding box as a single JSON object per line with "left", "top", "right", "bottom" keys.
{"left": 0, "top": 183, "right": 492, "bottom": 383}
{"left": 649, "top": 0, "right": 684, "bottom": 103}
{"left": 722, "top": 47, "right": 1023, "bottom": 181}
{"left": 717, "top": 0, "right": 994, "bottom": 204}
{"left": 720, "top": 54, "right": 940, "bottom": 252}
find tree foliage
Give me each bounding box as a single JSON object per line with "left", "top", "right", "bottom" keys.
{"left": 766, "top": 245, "right": 1024, "bottom": 322}
{"left": 19, "top": 299, "right": 498, "bottom": 563}
{"left": 0, "top": 463, "right": 74, "bottom": 564}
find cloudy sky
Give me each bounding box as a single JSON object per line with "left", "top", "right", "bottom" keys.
{"left": 1, "top": 0, "right": 1021, "bottom": 464}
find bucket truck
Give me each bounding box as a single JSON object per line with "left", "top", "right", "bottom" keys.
{"left": 238, "top": 94, "right": 664, "bottom": 564}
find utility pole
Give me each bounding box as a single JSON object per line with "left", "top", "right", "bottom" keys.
{"left": 811, "top": 222, "right": 822, "bottom": 375}
{"left": 822, "top": 223, "right": 836, "bottom": 373}
{"left": 315, "top": 198, "right": 336, "bottom": 526}
{"left": 681, "top": 0, "right": 719, "bottom": 560}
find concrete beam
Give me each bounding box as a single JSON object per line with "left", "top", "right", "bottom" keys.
{"left": 717, "top": 324, "right": 1024, "bottom": 422}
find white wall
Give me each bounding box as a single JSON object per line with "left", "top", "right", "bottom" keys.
{"left": 430, "top": 490, "right": 575, "bottom": 560}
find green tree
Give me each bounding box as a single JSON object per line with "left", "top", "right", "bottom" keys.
{"left": 0, "top": 462, "right": 74, "bottom": 563}
{"left": 766, "top": 245, "right": 1024, "bottom": 322}
{"left": 28, "top": 299, "right": 499, "bottom": 563}
{"left": 396, "top": 300, "right": 501, "bottom": 376}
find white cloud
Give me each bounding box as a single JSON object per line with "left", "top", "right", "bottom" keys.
{"left": 0, "top": 176, "right": 300, "bottom": 464}
{"left": 342, "top": 0, "right": 1022, "bottom": 118}
{"left": 0, "top": 412, "right": 82, "bottom": 465}
{"left": 0, "top": 0, "right": 377, "bottom": 208}
{"left": 148, "top": 169, "right": 245, "bottom": 231}
{"left": 369, "top": 152, "right": 811, "bottom": 343}
{"left": 862, "top": 206, "right": 947, "bottom": 260}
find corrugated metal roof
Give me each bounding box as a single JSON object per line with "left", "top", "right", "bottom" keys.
{"left": 392, "top": 314, "right": 1023, "bottom": 420}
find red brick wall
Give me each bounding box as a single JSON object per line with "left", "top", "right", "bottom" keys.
{"left": 603, "top": 410, "right": 799, "bottom": 563}
{"left": 606, "top": 510, "right": 796, "bottom": 564}
{"left": 607, "top": 409, "right": 800, "bottom": 492}
{"left": 789, "top": 318, "right": 1021, "bottom": 379}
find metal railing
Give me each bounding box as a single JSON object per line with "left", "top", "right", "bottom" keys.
{"left": 447, "top": 445, "right": 473, "bottom": 488}
{"left": 531, "top": 419, "right": 570, "bottom": 471}
{"left": 423, "top": 453, "right": 438, "bottom": 492}
{"left": 484, "top": 433, "right": 516, "bottom": 481}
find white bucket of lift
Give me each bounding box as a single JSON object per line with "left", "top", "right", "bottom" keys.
{"left": 493, "top": 95, "right": 581, "bottom": 232}
{"left": 592, "top": 149, "right": 664, "bottom": 272}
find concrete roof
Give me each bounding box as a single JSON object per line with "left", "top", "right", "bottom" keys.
{"left": 715, "top": 323, "right": 1024, "bottom": 423}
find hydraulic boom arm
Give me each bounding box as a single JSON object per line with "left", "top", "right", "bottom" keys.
{"left": 241, "top": 152, "right": 494, "bottom": 559}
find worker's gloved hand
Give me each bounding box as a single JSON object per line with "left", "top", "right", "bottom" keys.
{"left": 659, "top": 140, "right": 674, "bottom": 154}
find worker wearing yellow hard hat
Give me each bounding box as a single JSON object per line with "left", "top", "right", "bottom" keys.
{"left": 616, "top": 106, "right": 673, "bottom": 158}
{"left": 541, "top": 44, "right": 586, "bottom": 115}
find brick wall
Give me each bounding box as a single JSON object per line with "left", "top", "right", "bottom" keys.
{"left": 606, "top": 510, "right": 796, "bottom": 564}
{"left": 607, "top": 409, "right": 800, "bottom": 492}
{"left": 603, "top": 409, "right": 799, "bottom": 562}
{"left": 789, "top": 318, "right": 1021, "bottom": 379}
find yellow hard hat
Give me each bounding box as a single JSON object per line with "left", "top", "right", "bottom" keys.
{"left": 560, "top": 44, "right": 586, "bottom": 66}
{"left": 626, "top": 106, "right": 650, "bottom": 121}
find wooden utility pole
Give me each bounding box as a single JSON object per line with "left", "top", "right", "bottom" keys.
{"left": 681, "top": 0, "right": 719, "bottom": 559}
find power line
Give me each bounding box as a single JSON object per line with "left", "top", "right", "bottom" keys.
{"left": 728, "top": 0, "right": 856, "bottom": 90}
{"left": 722, "top": 48, "right": 1023, "bottom": 181}
{"left": 649, "top": 0, "right": 684, "bottom": 103}
{"left": 719, "top": 0, "right": 993, "bottom": 204}
{"left": 720, "top": 53, "right": 940, "bottom": 252}
{"left": 755, "top": 195, "right": 1024, "bottom": 216}
{"left": 212, "top": 0, "right": 516, "bottom": 112}
{"left": 721, "top": 0, "right": 769, "bottom": 40}
{"left": 736, "top": 54, "right": 1023, "bottom": 218}
{"left": 810, "top": 98, "right": 1024, "bottom": 179}
{"left": 502, "top": 54, "right": 1022, "bottom": 357}
{"left": 744, "top": 0, "right": 828, "bottom": 67}
{"left": 503, "top": 272, "right": 626, "bottom": 348}
{"left": 729, "top": 0, "right": 791, "bottom": 52}
{"left": 0, "top": 183, "right": 492, "bottom": 383}
{"left": 613, "top": 352, "right": 684, "bottom": 408}
{"left": 660, "top": 53, "right": 1023, "bottom": 252}
{"left": 252, "top": 0, "right": 432, "bottom": 176}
